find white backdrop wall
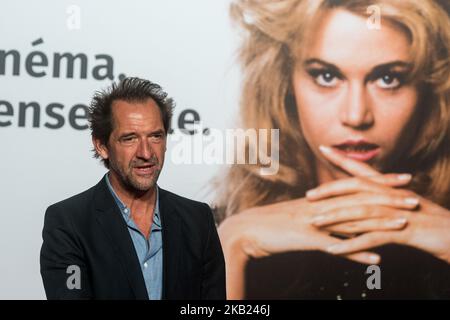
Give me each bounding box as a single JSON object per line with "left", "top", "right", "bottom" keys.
{"left": 0, "top": 0, "right": 240, "bottom": 299}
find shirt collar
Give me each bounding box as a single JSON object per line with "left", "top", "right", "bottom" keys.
{"left": 105, "top": 173, "right": 160, "bottom": 225}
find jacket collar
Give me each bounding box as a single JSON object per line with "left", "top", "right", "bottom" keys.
{"left": 92, "top": 175, "right": 180, "bottom": 299}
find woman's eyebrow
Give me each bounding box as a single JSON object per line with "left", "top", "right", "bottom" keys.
{"left": 365, "top": 61, "right": 412, "bottom": 82}
{"left": 369, "top": 61, "right": 412, "bottom": 74}
{"left": 303, "top": 58, "right": 412, "bottom": 78}
{"left": 303, "top": 58, "right": 341, "bottom": 73}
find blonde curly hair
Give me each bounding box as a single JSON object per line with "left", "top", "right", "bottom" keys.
{"left": 214, "top": 0, "right": 450, "bottom": 222}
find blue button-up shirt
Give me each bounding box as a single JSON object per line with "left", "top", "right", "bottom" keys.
{"left": 105, "top": 174, "right": 163, "bottom": 300}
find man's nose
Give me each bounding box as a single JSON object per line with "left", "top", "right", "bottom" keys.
{"left": 339, "top": 83, "right": 374, "bottom": 129}
{"left": 136, "top": 138, "right": 153, "bottom": 160}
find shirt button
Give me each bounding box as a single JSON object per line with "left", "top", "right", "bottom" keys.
{"left": 124, "top": 208, "right": 129, "bottom": 214}
{"left": 144, "top": 262, "right": 148, "bottom": 268}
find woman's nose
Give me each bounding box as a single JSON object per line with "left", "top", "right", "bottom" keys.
{"left": 339, "top": 83, "right": 374, "bottom": 129}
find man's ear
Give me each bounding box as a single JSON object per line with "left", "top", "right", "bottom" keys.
{"left": 92, "top": 137, "right": 109, "bottom": 160}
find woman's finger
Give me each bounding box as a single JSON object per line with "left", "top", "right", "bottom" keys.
{"left": 326, "top": 231, "right": 399, "bottom": 255}
{"left": 319, "top": 145, "right": 380, "bottom": 177}
{"left": 322, "top": 217, "right": 408, "bottom": 235}
{"left": 344, "top": 251, "right": 381, "bottom": 265}
{"left": 306, "top": 174, "right": 412, "bottom": 201}
{"left": 311, "top": 205, "right": 409, "bottom": 227}
{"left": 314, "top": 192, "right": 420, "bottom": 216}
{"left": 314, "top": 234, "right": 380, "bottom": 264}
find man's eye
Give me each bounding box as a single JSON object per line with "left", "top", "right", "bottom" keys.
{"left": 121, "top": 136, "right": 136, "bottom": 143}
{"left": 150, "top": 134, "right": 163, "bottom": 141}
{"left": 375, "top": 73, "right": 403, "bottom": 89}
{"left": 308, "top": 69, "right": 341, "bottom": 88}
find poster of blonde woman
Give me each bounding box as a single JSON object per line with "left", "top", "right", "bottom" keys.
{"left": 214, "top": 0, "right": 450, "bottom": 299}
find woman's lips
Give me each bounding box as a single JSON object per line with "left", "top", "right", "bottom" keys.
{"left": 332, "top": 142, "right": 380, "bottom": 162}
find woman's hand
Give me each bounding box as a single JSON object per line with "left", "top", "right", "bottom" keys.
{"left": 218, "top": 171, "right": 416, "bottom": 298}
{"left": 322, "top": 197, "right": 450, "bottom": 264}
{"left": 307, "top": 145, "right": 450, "bottom": 264}
{"left": 219, "top": 173, "right": 416, "bottom": 261}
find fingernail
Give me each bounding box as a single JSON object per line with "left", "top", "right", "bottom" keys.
{"left": 327, "top": 243, "right": 344, "bottom": 254}
{"left": 311, "top": 215, "right": 326, "bottom": 224}
{"left": 397, "top": 174, "right": 412, "bottom": 181}
{"left": 306, "top": 189, "right": 317, "bottom": 198}
{"left": 387, "top": 218, "right": 407, "bottom": 227}
{"left": 319, "top": 145, "right": 332, "bottom": 154}
{"left": 368, "top": 254, "right": 380, "bottom": 264}
{"left": 404, "top": 197, "right": 419, "bottom": 206}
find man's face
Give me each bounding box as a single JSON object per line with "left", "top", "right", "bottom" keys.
{"left": 95, "top": 99, "right": 166, "bottom": 193}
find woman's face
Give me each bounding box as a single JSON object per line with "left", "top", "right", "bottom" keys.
{"left": 292, "top": 9, "right": 420, "bottom": 183}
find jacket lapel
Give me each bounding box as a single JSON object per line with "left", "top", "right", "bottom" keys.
{"left": 158, "top": 188, "right": 181, "bottom": 299}
{"left": 93, "top": 177, "right": 149, "bottom": 299}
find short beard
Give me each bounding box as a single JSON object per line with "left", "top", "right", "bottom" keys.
{"left": 110, "top": 157, "right": 161, "bottom": 194}
{"left": 126, "top": 167, "right": 161, "bottom": 192}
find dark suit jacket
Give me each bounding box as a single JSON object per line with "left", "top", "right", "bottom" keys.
{"left": 40, "top": 177, "right": 226, "bottom": 300}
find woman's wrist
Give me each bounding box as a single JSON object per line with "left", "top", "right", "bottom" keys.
{"left": 218, "top": 214, "right": 253, "bottom": 299}
{"left": 218, "top": 214, "right": 252, "bottom": 261}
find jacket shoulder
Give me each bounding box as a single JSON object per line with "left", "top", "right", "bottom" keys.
{"left": 159, "top": 188, "right": 215, "bottom": 223}
{"left": 159, "top": 188, "right": 207, "bottom": 209}
{"left": 45, "top": 183, "right": 99, "bottom": 221}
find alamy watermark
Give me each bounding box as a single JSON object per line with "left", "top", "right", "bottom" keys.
{"left": 366, "top": 264, "right": 381, "bottom": 290}
{"left": 66, "top": 265, "right": 81, "bottom": 290}
{"left": 66, "top": 5, "right": 81, "bottom": 30}
{"left": 367, "top": 5, "right": 381, "bottom": 30}
{"left": 168, "top": 122, "right": 280, "bottom": 175}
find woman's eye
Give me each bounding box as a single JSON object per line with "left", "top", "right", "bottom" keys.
{"left": 375, "top": 73, "right": 404, "bottom": 89}
{"left": 308, "top": 69, "right": 341, "bottom": 88}
{"left": 375, "top": 72, "right": 407, "bottom": 90}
